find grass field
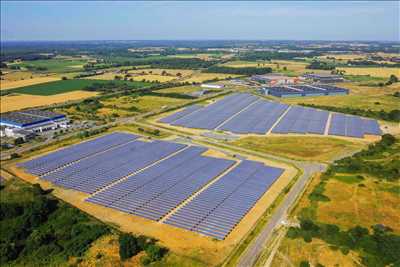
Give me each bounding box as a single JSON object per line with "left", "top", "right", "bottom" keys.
{"left": 1, "top": 91, "right": 99, "bottom": 112}
{"left": 230, "top": 136, "right": 365, "bottom": 162}
{"left": 0, "top": 75, "right": 60, "bottom": 90}
{"left": 281, "top": 82, "right": 400, "bottom": 112}
{"left": 337, "top": 67, "right": 400, "bottom": 78}
{"left": 158, "top": 85, "right": 203, "bottom": 94}
{"left": 219, "top": 60, "right": 273, "bottom": 68}
{"left": 4, "top": 79, "right": 150, "bottom": 96}
{"left": 13, "top": 58, "right": 89, "bottom": 73}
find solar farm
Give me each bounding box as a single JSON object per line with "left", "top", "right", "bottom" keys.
{"left": 159, "top": 93, "right": 382, "bottom": 138}
{"left": 18, "top": 132, "right": 285, "bottom": 240}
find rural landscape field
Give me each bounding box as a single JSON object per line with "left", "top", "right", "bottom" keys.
{"left": 1, "top": 1, "right": 399, "bottom": 267}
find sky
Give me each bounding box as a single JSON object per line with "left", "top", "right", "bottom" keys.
{"left": 1, "top": 1, "right": 399, "bottom": 41}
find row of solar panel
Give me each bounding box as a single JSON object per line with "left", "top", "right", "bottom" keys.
{"left": 42, "top": 140, "right": 186, "bottom": 194}
{"left": 328, "top": 113, "right": 382, "bottom": 138}
{"left": 168, "top": 93, "right": 259, "bottom": 130}
{"left": 20, "top": 133, "right": 284, "bottom": 240}
{"left": 18, "top": 132, "right": 139, "bottom": 175}
{"left": 159, "top": 93, "right": 381, "bottom": 138}
{"left": 87, "top": 146, "right": 235, "bottom": 221}
{"left": 165, "top": 161, "right": 284, "bottom": 240}
{"left": 272, "top": 106, "right": 329, "bottom": 135}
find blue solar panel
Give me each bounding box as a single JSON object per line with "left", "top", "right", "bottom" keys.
{"left": 19, "top": 132, "right": 139, "bottom": 175}
{"left": 52, "top": 140, "right": 186, "bottom": 194}
{"left": 328, "top": 113, "right": 380, "bottom": 138}
{"left": 220, "top": 100, "right": 289, "bottom": 134}
{"left": 158, "top": 105, "right": 203, "bottom": 123}
{"left": 86, "top": 146, "right": 235, "bottom": 220}
{"left": 271, "top": 106, "right": 328, "bottom": 135}
{"left": 164, "top": 160, "right": 284, "bottom": 240}
{"left": 170, "top": 93, "right": 258, "bottom": 130}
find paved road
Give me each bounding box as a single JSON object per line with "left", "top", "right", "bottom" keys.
{"left": 237, "top": 162, "right": 325, "bottom": 267}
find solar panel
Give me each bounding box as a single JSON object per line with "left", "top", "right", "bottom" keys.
{"left": 19, "top": 132, "right": 139, "bottom": 175}
{"left": 158, "top": 105, "right": 203, "bottom": 123}
{"left": 164, "top": 161, "right": 284, "bottom": 240}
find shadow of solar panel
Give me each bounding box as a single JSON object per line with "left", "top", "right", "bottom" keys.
{"left": 164, "top": 160, "right": 284, "bottom": 240}
{"left": 19, "top": 132, "right": 138, "bottom": 175}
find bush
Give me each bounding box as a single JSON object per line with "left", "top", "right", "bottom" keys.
{"left": 299, "top": 261, "right": 310, "bottom": 267}
{"left": 119, "top": 233, "right": 140, "bottom": 261}
{"left": 145, "top": 244, "right": 168, "bottom": 262}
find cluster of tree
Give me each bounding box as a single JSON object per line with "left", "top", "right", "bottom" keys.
{"left": 204, "top": 66, "right": 272, "bottom": 75}
{"left": 24, "top": 65, "right": 48, "bottom": 71}
{"left": 76, "top": 126, "right": 110, "bottom": 139}
{"left": 347, "top": 60, "right": 400, "bottom": 68}
{"left": 330, "top": 134, "right": 399, "bottom": 181}
{"left": 119, "top": 233, "right": 168, "bottom": 265}
{"left": 149, "top": 58, "right": 218, "bottom": 69}
{"left": 306, "top": 61, "right": 335, "bottom": 70}
{"left": 238, "top": 51, "right": 321, "bottom": 61}
{"left": 84, "top": 81, "right": 151, "bottom": 93}
{"left": 0, "top": 53, "right": 53, "bottom": 64}
{"left": 394, "top": 91, "right": 400, "bottom": 98}
{"left": 287, "top": 219, "right": 400, "bottom": 267}
{"left": 385, "top": 74, "right": 399, "bottom": 86}
{"left": 0, "top": 181, "right": 110, "bottom": 265}
{"left": 75, "top": 98, "right": 104, "bottom": 114}
{"left": 299, "top": 103, "right": 400, "bottom": 122}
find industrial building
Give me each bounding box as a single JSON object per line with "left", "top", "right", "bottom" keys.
{"left": 302, "top": 73, "right": 345, "bottom": 83}
{"left": 0, "top": 109, "right": 68, "bottom": 137}
{"left": 260, "top": 84, "right": 349, "bottom": 98}
{"left": 251, "top": 74, "right": 299, "bottom": 86}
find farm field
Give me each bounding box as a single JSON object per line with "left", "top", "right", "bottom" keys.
{"left": 281, "top": 82, "right": 400, "bottom": 112}
{"left": 1, "top": 91, "right": 99, "bottom": 112}
{"left": 181, "top": 72, "right": 241, "bottom": 83}
{"left": 219, "top": 60, "right": 273, "bottom": 68}
{"left": 12, "top": 58, "right": 89, "bottom": 73}
{"left": 337, "top": 67, "right": 400, "bottom": 78}
{"left": 229, "top": 136, "right": 366, "bottom": 163}
{"left": 3, "top": 79, "right": 150, "bottom": 96}
{"left": 0, "top": 75, "right": 60, "bottom": 90}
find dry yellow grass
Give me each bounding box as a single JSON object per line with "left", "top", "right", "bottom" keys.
{"left": 318, "top": 54, "right": 367, "bottom": 61}
{"left": 318, "top": 178, "right": 400, "bottom": 234}
{"left": 1, "top": 91, "right": 98, "bottom": 112}
{"left": 337, "top": 67, "right": 400, "bottom": 78}
{"left": 272, "top": 238, "right": 360, "bottom": 267}
{"left": 128, "top": 68, "right": 194, "bottom": 76}
{"left": 0, "top": 76, "right": 61, "bottom": 90}
{"left": 86, "top": 72, "right": 117, "bottom": 80}
{"left": 158, "top": 85, "right": 202, "bottom": 94}
{"left": 129, "top": 74, "right": 177, "bottom": 82}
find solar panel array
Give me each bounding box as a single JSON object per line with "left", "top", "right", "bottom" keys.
{"left": 165, "top": 161, "right": 284, "bottom": 240}
{"left": 42, "top": 140, "right": 186, "bottom": 194}
{"left": 272, "top": 106, "right": 329, "bottom": 135}
{"left": 86, "top": 146, "right": 235, "bottom": 220}
{"left": 328, "top": 113, "right": 382, "bottom": 138}
{"left": 170, "top": 93, "right": 259, "bottom": 129}
{"left": 159, "top": 93, "right": 380, "bottom": 139}
{"left": 18, "top": 132, "right": 138, "bottom": 175}
{"left": 219, "top": 100, "right": 289, "bottom": 134}
{"left": 158, "top": 105, "right": 202, "bottom": 124}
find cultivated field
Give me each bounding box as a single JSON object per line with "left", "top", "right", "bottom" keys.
{"left": 1, "top": 91, "right": 98, "bottom": 112}
{"left": 12, "top": 58, "right": 89, "bottom": 73}
{"left": 0, "top": 75, "right": 60, "bottom": 90}
{"left": 337, "top": 67, "right": 400, "bottom": 78}
{"left": 157, "top": 85, "right": 203, "bottom": 94}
